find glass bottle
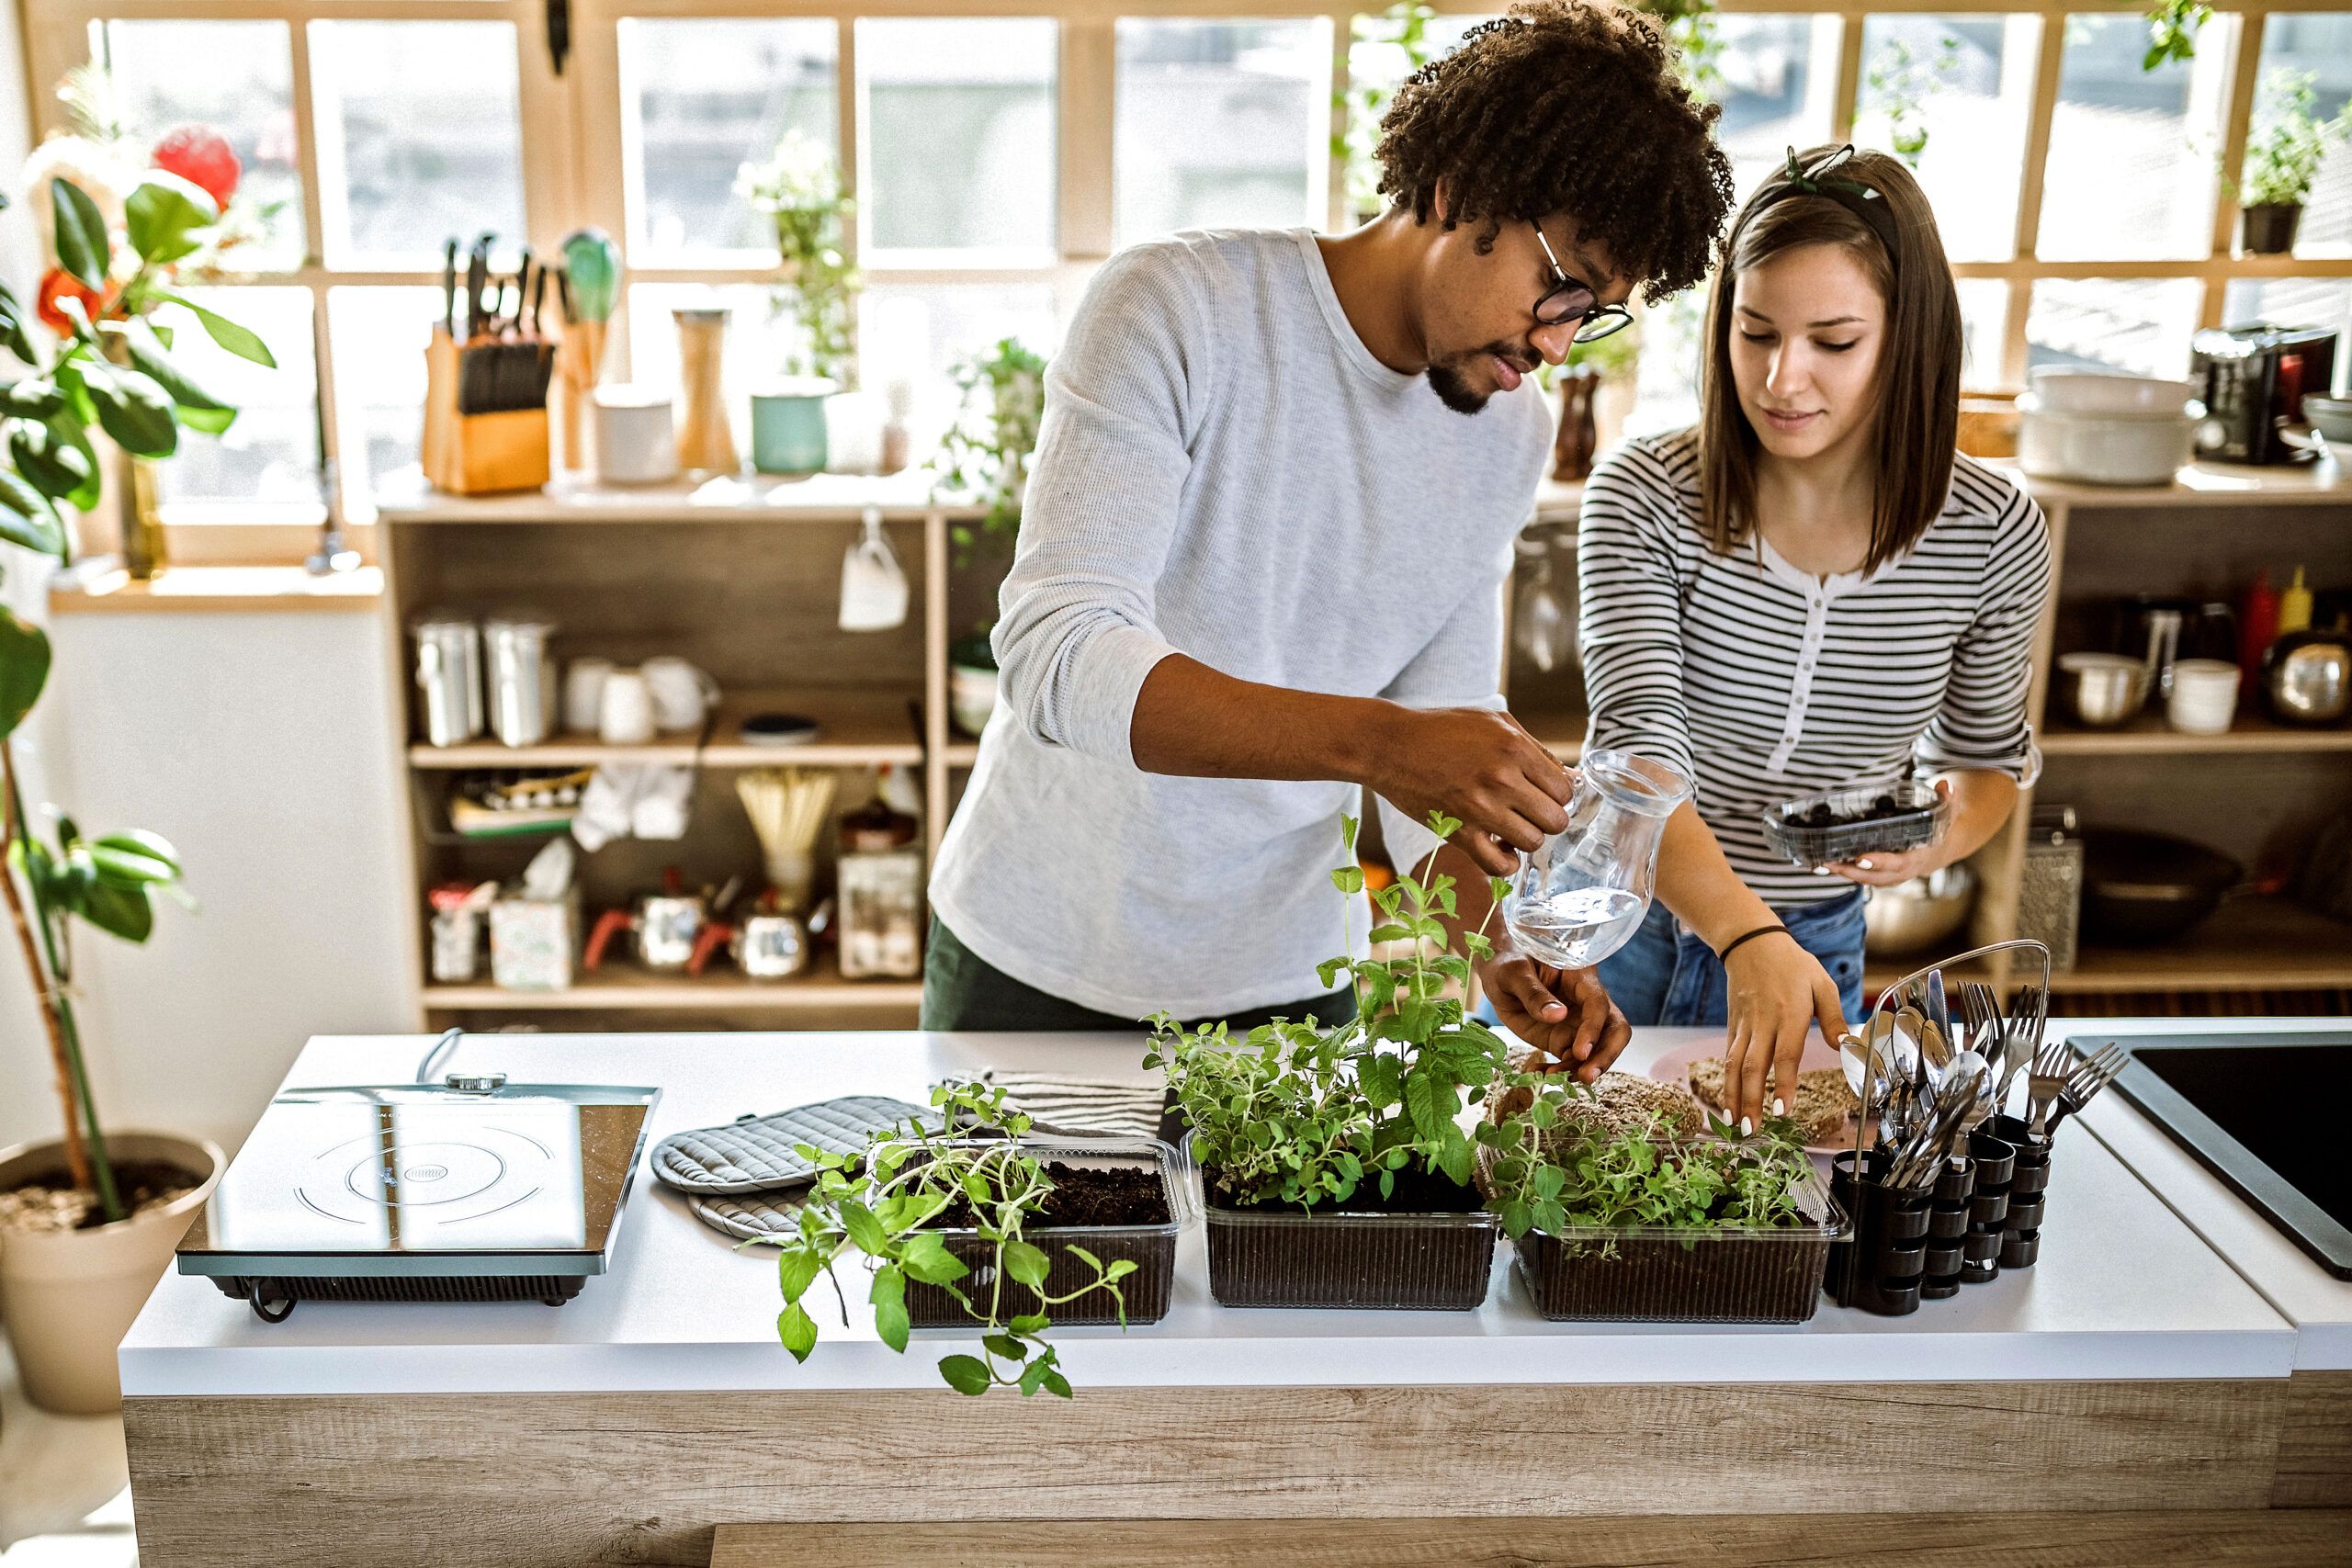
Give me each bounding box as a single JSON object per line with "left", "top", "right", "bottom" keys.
{"left": 1501, "top": 750, "right": 1692, "bottom": 969}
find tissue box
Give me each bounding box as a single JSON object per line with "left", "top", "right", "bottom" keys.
{"left": 491, "top": 893, "right": 578, "bottom": 990}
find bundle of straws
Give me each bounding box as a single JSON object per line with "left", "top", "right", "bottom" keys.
{"left": 736, "top": 767, "right": 835, "bottom": 913}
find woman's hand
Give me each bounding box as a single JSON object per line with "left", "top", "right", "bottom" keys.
{"left": 1479, "top": 952, "right": 1632, "bottom": 1082}
{"left": 1826, "top": 780, "right": 1951, "bottom": 888}
{"left": 1720, "top": 935, "right": 1850, "bottom": 1130}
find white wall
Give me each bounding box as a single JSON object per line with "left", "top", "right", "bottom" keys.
{"left": 0, "top": 604, "right": 416, "bottom": 1157}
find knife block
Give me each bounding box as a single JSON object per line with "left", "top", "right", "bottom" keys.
{"left": 423, "top": 327, "right": 551, "bottom": 495}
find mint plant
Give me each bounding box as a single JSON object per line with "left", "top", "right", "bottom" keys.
{"left": 1148, "top": 810, "right": 1514, "bottom": 1209}
{"left": 1476, "top": 1072, "right": 1812, "bottom": 1247}
{"left": 772, "top": 1081, "right": 1136, "bottom": 1398}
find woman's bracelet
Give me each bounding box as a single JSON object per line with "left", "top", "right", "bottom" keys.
{"left": 1716, "top": 924, "right": 1792, "bottom": 963}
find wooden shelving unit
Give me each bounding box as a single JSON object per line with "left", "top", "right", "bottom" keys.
{"left": 422, "top": 952, "right": 921, "bottom": 1012}
{"left": 408, "top": 689, "right": 926, "bottom": 770}
{"left": 2040, "top": 711, "right": 2352, "bottom": 757}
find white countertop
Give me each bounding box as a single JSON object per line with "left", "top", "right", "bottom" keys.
{"left": 2056, "top": 1015, "right": 2352, "bottom": 1372}
{"left": 119, "top": 1026, "right": 2297, "bottom": 1398}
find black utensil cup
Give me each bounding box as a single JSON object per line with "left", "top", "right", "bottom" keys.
{"left": 1989, "top": 1114, "right": 2052, "bottom": 1270}
{"left": 1960, "top": 1126, "right": 2018, "bottom": 1285}
{"left": 1921, "top": 1156, "right": 1974, "bottom": 1299}
{"left": 1829, "top": 1150, "right": 1929, "bottom": 1316}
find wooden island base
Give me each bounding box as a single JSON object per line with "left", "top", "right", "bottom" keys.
{"left": 124, "top": 1374, "right": 2349, "bottom": 1568}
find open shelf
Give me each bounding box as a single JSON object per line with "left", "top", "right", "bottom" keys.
{"left": 423, "top": 951, "right": 920, "bottom": 1010}
{"left": 2001, "top": 454, "right": 2350, "bottom": 510}
{"left": 409, "top": 689, "right": 924, "bottom": 770}
{"left": 2052, "top": 897, "right": 2352, "bottom": 994}
{"left": 2041, "top": 712, "right": 2352, "bottom": 756}
{"left": 366, "top": 467, "right": 980, "bottom": 525}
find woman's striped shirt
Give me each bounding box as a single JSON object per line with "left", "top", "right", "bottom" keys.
{"left": 1570, "top": 427, "right": 2052, "bottom": 906}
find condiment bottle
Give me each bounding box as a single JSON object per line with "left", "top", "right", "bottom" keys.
{"left": 2239, "top": 568, "right": 2278, "bottom": 687}
{"left": 2278, "top": 566, "right": 2314, "bottom": 635}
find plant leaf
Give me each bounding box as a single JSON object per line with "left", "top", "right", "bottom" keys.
{"left": 1043, "top": 1368, "right": 1072, "bottom": 1398}
{"left": 776, "top": 1300, "right": 818, "bottom": 1360}
{"left": 1007, "top": 1312, "right": 1047, "bottom": 1336}
{"left": 837, "top": 1198, "right": 888, "bottom": 1256}
{"left": 898, "top": 1231, "right": 968, "bottom": 1286}
{"left": 1001, "top": 1239, "right": 1050, "bottom": 1289}
{"left": 776, "top": 1247, "right": 823, "bottom": 1304}
{"left": 51, "top": 178, "right": 110, "bottom": 291}
{"left": 87, "top": 841, "right": 178, "bottom": 888}
{"left": 938, "top": 1353, "right": 991, "bottom": 1396}
{"left": 92, "top": 829, "right": 180, "bottom": 874}
{"left": 0, "top": 608, "right": 50, "bottom": 738}
{"left": 0, "top": 284, "right": 36, "bottom": 363}
{"left": 0, "top": 470, "right": 62, "bottom": 558}
{"left": 89, "top": 366, "right": 179, "bottom": 458}
{"left": 160, "top": 294, "right": 277, "bottom": 368}
{"left": 125, "top": 174, "right": 218, "bottom": 266}
{"left": 869, "top": 1266, "right": 910, "bottom": 1353}
{"left": 76, "top": 880, "right": 154, "bottom": 942}
{"left": 126, "top": 326, "right": 236, "bottom": 435}
{"left": 10, "top": 419, "right": 96, "bottom": 509}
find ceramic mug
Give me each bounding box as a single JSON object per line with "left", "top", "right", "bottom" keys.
{"left": 593, "top": 385, "right": 681, "bottom": 486}
{"left": 640, "top": 656, "right": 718, "bottom": 733}
{"left": 563, "top": 657, "right": 614, "bottom": 735}
{"left": 597, "top": 668, "right": 657, "bottom": 745}
{"left": 2166, "top": 658, "right": 2239, "bottom": 736}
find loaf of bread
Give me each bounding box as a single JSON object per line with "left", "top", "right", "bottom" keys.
{"left": 1685, "top": 1056, "right": 1855, "bottom": 1144}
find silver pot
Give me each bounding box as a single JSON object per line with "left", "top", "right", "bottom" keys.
{"left": 1863, "top": 863, "right": 1978, "bottom": 957}
{"left": 2057, "top": 651, "right": 2150, "bottom": 728}
{"left": 2267, "top": 637, "right": 2350, "bottom": 726}
{"left": 736, "top": 913, "right": 810, "bottom": 979}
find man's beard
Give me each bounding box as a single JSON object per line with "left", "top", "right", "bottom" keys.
{"left": 1425, "top": 342, "right": 1529, "bottom": 416}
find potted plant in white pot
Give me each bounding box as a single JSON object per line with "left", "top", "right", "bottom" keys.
{"left": 933, "top": 337, "right": 1045, "bottom": 739}
{"left": 2235, "top": 69, "right": 2350, "bottom": 256}
{"left": 736, "top": 130, "right": 860, "bottom": 476}
{"left": 0, "top": 167, "right": 271, "bottom": 1413}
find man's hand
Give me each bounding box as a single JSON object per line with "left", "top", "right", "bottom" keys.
{"left": 1721, "top": 937, "right": 1850, "bottom": 1130}
{"left": 1369, "top": 706, "right": 1572, "bottom": 876}
{"left": 1479, "top": 952, "right": 1631, "bottom": 1082}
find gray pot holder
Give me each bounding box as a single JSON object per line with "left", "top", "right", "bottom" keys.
{"left": 689, "top": 1190, "right": 809, "bottom": 1247}
{"left": 652, "top": 1094, "right": 935, "bottom": 1195}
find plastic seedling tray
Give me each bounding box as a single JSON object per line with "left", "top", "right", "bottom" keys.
{"left": 1188, "top": 1134, "right": 1497, "bottom": 1311}
{"left": 1761, "top": 780, "right": 1949, "bottom": 868}
{"left": 892, "top": 1136, "right": 1185, "bottom": 1329}
{"left": 1512, "top": 1164, "right": 1847, "bottom": 1324}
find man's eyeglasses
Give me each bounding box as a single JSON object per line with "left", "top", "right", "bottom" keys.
{"left": 1532, "top": 224, "right": 1633, "bottom": 343}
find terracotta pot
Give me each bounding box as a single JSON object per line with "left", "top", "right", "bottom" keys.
{"left": 0, "top": 1131, "right": 224, "bottom": 1414}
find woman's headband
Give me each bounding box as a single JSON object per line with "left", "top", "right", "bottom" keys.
{"left": 1739, "top": 144, "right": 1903, "bottom": 267}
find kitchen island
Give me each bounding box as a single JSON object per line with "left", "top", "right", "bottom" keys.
{"left": 119, "top": 1025, "right": 2349, "bottom": 1567}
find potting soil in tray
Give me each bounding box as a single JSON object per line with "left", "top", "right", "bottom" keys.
{"left": 1514, "top": 1224, "right": 1834, "bottom": 1324}
{"left": 903, "top": 1160, "right": 1178, "bottom": 1329}
{"left": 1199, "top": 1163, "right": 1498, "bottom": 1312}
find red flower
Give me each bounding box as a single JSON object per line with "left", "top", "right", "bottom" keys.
{"left": 36, "top": 267, "right": 110, "bottom": 335}
{"left": 152, "top": 125, "right": 240, "bottom": 211}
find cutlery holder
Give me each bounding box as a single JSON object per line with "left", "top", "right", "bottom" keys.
{"left": 1921, "top": 1157, "right": 1973, "bottom": 1296}
{"left": 1827, "top": 1151, "right": 1929, "bottom": 1316}
{"left": 1987, "top": 1114, "right": 2052, "bottom": 1271}
{"left": 1958, "top": 1126, "right": 2020, "bottom": 1286}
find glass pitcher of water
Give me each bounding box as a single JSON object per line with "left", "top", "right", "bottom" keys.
{"left": 1501, "top": 750, "right": 1693, "bottom": 970}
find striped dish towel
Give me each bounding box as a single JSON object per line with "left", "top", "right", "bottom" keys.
{"left": 941, "top": 1072, "right": 1168, "bottom": 1141}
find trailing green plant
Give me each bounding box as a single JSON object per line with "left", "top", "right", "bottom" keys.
{"left": 736, "top": 130, "right": 860, "bottom": 386}
{"left": 1147, "top": 810, "right": 1514, "bottom": 1210}
{"left": 770, "top": 1081, "right": 1136, "bottom": 1398}
{"left": 1476, "top": 1075, "right": 1812, "bottom": 1249}
{"left": 933, "top": 336, "right": 1046, "bottom": 572}
{"left": 0, "top": 172, "right": 266, "bottom": 1224}
{"left": 1864, "top": 34, "right": 1962, "bottom": 168}
{"left": 1333, "top": 2, "right": 1443, "bottom": 221}
{"left": 2235, "top": 70, "right": 2351, "bottom": 210}
{"left": 2140, "top": 0, "right": 2209, "bottom": 72}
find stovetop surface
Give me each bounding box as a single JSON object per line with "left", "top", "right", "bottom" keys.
{"left": 180, "top": 1084, "right": 658, "bottom": 1266}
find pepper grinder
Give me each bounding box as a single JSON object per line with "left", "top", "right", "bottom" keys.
{"left": 673, "top": 306, "right": 738, "bottom": 475}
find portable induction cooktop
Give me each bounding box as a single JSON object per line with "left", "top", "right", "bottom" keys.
{"left": 176, "top": 1072, "right": 661, "bottom": 1322}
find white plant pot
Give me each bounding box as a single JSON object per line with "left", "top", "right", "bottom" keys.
{"left": 950, "top": 663, "right": 999, "bottom": 739}
{"left": 0, "top": 1130, "right": 225, "bottom": 1414}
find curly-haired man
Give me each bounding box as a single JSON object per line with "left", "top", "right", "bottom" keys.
{"left": 928, "top": 0, "right": 1734, "bottom": 1064}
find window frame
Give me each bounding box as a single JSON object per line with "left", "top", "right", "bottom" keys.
{"left": 17, "top": 0, "right": 2352, "bottom": 559}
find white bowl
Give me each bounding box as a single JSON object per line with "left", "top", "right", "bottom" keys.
{"left": 2017, "top": 394, "right": 2200, "bottom": 486}
{"left": 2305, "top": 395, "right": 2352, "bottom": 444}
{"left": 2028, "top": 368, "right": 2200, "bottom": 417}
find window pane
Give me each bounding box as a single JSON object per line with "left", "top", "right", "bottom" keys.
{"left": 1115, "top": 18, "right": 1329, "bottom": 244}
{"left": 622, "top": 18, "right": 837, "bottom": 262}
{"left": 863, "top": 283, "right": 1058, "bottom": 442}
{"left": 150, "top": 288, "right": 317, "bottom": 507}
{"left": 2252, "top": 14, "right": 2352, "bottom": 256}
{"left": 1705, "top": 15, "right": 1837, "bottom": 200}
{"left": 97, "top": 20, "right": 304, "bottom": 268}
{"left": 2222, "top": 279, "right": 2352, "bottom": 383}
{"left": 328, "top": 287, "right": 436, "bottom": 502}
{"left": 1958, "top": 277, "right": 2010, "bottom": 387}
{"left": 2038, "top": 14, "right": 2225, "bottom": 261}
{"left": 1339, "top": 14, "right": 1496, "bottom": 221}
{"left": 2025, "top": 277, "right": 2202, "bottom": 378}
{"left": 310, "top": 20, "right": 526, "bottom": 268}
{"left": 861, "top": 19, "right": 1056, "bottom": 254}
{"left": 1857, "top": 16, "right": 2034, "bottom": 262}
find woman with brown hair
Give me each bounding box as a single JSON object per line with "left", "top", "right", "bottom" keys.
{"left": 1576, "top": 145, "right": 2051, "bottom": 1127}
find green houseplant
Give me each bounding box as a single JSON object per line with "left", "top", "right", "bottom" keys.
{"left": 0, "top": 168, "right": 273, "bottom": 1412}
{"left": 1863, "top": 33, "right": 1962, "bottom": 168}
{"left": 770, "top": 1081, "right": 1160, "bottom": 1397}
{"left": 933, "top": 336, "right": 1046, "bottom": 736}
{"left": 2234, "top": 70, "right": 2351, "bottom": 256}
{"left": 736, "top": 130, "right": 860, "bottom": 473}
{"left": 1147, "top": 810, "right": 1519, "bottom": 1309}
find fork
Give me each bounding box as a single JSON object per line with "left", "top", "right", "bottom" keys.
{"left": 2043, "top": 1044, "right": 2129, "bottom": 1137}
{"left": 2024, "top": 1035, "right": 2075, "bottom": 1140}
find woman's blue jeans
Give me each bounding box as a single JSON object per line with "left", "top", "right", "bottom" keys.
{"left": 1594, "top": 887, "right": 1869, "bottom": 1028}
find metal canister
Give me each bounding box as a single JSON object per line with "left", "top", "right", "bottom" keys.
{"left": 736, "top": 913, "right": 810, "bottom": 979}
{"left": 635, "top": 894, "right": 704, "bottom": 971}
{"left": 413, "top": 615, "right": 483, "bottom": 747}
{"left": 483, "top": 616, "right": 558, "bottom": 748}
